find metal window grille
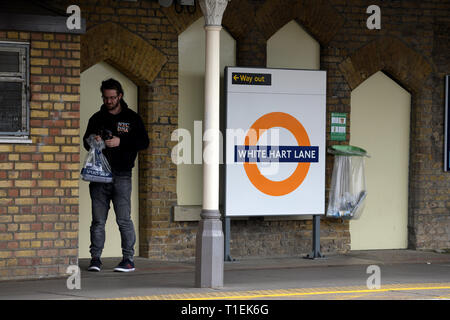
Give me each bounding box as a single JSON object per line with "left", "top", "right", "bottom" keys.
{"left": 0, "top": 42, "right": 29, "bottom": 137}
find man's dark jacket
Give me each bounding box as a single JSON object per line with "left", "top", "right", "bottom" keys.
{"left": 83, "top": 100, "right": 149, "bottom": 173}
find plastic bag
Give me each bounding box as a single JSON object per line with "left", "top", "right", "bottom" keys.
{"left": 326, "top": 146, "right": 368, "bottom": 219}
{"left": 80, "top": 134, "right": 113, "bottom": 183}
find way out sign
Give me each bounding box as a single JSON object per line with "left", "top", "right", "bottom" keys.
{"left": 225, "top": 67, "right": 326, "bottom": 216}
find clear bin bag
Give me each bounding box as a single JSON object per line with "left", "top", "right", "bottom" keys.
{"left": 80, "top": 134, "right": 113, "bottom": 183}
{"left": 326, "top": 146, "right": 368, "bottom": 219}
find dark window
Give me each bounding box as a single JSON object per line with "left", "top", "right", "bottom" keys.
{"left": 0, "top": 42, "right": 29, "bottom": 137}
{"left": 0, "top": 51, "right": 20, "bottom": 73}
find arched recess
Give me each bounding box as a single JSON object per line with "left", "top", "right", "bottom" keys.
{"left": 338, "top": 37, "right": 433, "bottom": 249}
{"left": 79, "top": 62, "right": 139, "bottom": 258}
{"left": 349, "top": 71, "right": 411, "bottom": 250}
{"left": 267, "top": 20, "right": 320, "bottom": 69}
{"left": 80, "top": 22, "right": 168, "bottom": 257}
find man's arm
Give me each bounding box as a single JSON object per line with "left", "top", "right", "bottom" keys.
{"left": 83, "top": 116, "right": 101, "bottom": 151}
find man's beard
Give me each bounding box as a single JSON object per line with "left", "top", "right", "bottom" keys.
{"left": 106, "top": 100, "right": 120, "bottom": 111}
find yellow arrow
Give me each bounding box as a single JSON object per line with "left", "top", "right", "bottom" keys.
{"left": 233, "top": 74, "right": 239, "bottom": 81}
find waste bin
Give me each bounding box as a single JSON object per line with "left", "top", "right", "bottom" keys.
{"left": 326, "top": 145, "right": 369, "bottom": 219}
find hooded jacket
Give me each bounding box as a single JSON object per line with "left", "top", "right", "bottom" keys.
{"left": 83, "top": 100, "right": 149, "bottom": 173}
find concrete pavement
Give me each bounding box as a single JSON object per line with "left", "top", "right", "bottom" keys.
{"left": 0, "top": 249, "right": 449, "bottom": 300}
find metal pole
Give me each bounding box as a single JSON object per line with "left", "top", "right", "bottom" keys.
{"left": 224, "top": 216, "right": 234, "bottom": 261}
{"left": 305, "top": 215, "right": 324, "bottom": 259}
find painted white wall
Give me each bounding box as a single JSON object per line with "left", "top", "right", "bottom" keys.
{"left": 79, "top": 61, "right": 139, "bottom": 258}
{"left": 177, "top": 17, "right": 236, "bottom": 205}
{"left": 350, "top": 71, "right": 410, "bottom": 250}
{"left": 267, "top": 20, "right": 320, "bottom": 70}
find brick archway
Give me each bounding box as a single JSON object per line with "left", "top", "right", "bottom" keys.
{"left": 338, "top": 36, "right": 433, "bottom": 94}
{"left": 255, "top": 0, "right": 345, "bottom": 45}
{"left": 81, "top": 22, "right": 167, "bottom": 85}
{"left": 225, "top": 0, "right": 345, "bottom": 66}
{"left": 163, "top": 0, "right": 344, "bottom": 46}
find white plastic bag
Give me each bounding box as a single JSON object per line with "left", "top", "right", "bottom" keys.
{"left": 80, "top": 134, "right": 113, "bottom": 183}
{"left": 326, "top": 146, "right": 368, "bottom": 219}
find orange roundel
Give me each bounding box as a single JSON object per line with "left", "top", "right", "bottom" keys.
{"left": 243, "top": 112, "right": 311, "bottom": 196}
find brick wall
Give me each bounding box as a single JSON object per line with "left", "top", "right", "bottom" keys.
{"left": 1, "top": 0, "right": 448, "bottom": 280}
{"left": 65, "top": 0, "right": 450, "bottom": 260}
{"left": 326, "top": 0, "right": 449, "bottom": 251}
{"left": 0, "top": 31, "right": 80, "bottom": 279}
{"left": 227, "top": 0, "right": 448, "bottom": 257}
{"left": 53, "top": 0, "right": 354, "bottom": 261}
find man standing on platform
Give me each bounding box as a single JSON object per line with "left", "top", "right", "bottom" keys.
{"left": 83, "top": 78, "right": 149, "bottom": 272}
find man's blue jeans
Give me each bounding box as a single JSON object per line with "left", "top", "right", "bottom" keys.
{"left": 89, "top": 173, "right": 135, "bottom": 259}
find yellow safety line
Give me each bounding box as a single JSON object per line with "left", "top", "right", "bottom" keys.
{"left": 184, "top": 286, "right": 450, "bottom": 300}
{"left": 108, "top": 283, "right": 450, "bottom": 300}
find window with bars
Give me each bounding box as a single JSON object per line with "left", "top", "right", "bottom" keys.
{"left": 0, "top": 42, "right": 29, "bottom": 138}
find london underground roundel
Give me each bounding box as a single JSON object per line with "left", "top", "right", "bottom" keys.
{"left": 243, "top": 112, "right": 313, "bottom": 196}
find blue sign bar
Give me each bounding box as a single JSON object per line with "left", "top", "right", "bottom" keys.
{"left": 235, "top": 145, "right": 319, "bottom": 163}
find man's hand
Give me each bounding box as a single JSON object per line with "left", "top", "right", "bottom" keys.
{"left": 105, "top": 136, "right": 120, "bottom": 148}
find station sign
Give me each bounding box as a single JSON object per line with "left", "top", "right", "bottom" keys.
{"left": 225, "top": 67, "right": 326, "bottom": 216}
{"left": 231, "top": 72, "right": 272, "bottom": 86}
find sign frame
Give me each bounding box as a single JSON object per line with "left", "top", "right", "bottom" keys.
{"left": 224, "top": 66, "right": 327, "bottom": 217}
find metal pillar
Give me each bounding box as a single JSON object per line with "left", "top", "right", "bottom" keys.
{"left": 305, "top": 215, "right": 325, "bottom": 259}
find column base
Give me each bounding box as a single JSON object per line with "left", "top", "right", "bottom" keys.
{"left": 195, "top": 209, "right": 224, "bottom": 288}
